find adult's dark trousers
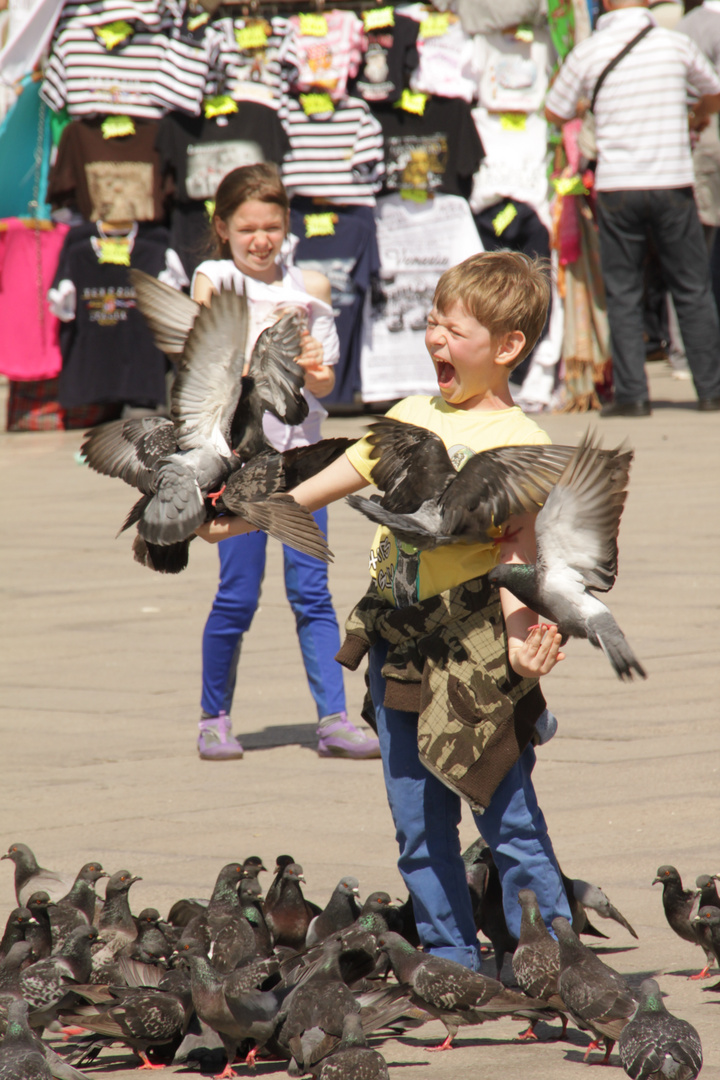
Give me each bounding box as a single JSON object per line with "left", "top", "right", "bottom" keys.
{"left": 596, "top": 187, "right": 720, "bottom": 403}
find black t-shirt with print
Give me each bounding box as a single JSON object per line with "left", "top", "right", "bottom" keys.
{"left": 156, "top": 104, "right": 290, "bottom": 203}
{"left": 54, "top": 222, "right": 170, "bottom": 408}
{"left": 374, "top": 96, "right": 483, "bottom": 201}
{"left": 351, "top": 13, "right": 419, "bottom": 105}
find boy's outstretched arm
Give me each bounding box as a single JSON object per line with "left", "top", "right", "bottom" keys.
{"left": 497, "top": 512, "right": 565, "bottom": 678}
{"left": 195, "top": 454, "right": 368, "bottom": 543}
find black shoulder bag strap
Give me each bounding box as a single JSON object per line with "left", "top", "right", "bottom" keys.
{"left": 590, "top": 23, "right": 654, "bottom": 113}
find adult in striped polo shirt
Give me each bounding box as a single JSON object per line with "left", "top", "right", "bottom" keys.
{"left": 546, "top": 0, "right": 720, "bottom": 415}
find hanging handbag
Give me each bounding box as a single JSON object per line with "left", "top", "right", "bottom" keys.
{"left": 578, "top": 22, "right": 654, "bottom": 170}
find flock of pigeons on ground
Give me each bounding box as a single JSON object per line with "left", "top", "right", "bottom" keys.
{"left": 0, "top": 841, "right": 718, "bottom": 1079}
{"left": 81, "top": 272, "right": 645, "bottom": 680}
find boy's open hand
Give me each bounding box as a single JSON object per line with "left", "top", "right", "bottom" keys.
{"left": 509, "top": 624, "right": 565, "bottom": 679}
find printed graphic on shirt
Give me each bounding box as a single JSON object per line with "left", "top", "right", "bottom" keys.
{"left": 368, "top": 442, "right": 474, "bottom": 606}
{"left": 385, "top": 133, "right": 448, "bottom": 194}
{"left": 84, "top": 161, "right": 154, "bottom": 221}
{"left": 378, "top": 274, "right": 435, "bottom": 333}
{"left": 293, "top": 257, "right": 356, "bottom": 313}
{"left": 356, "top": 35, "right": 394, "bottom": 100}
{"left": 81, "top": 285, "right": 137, "bottom": 326}
{"left": 185, "top": 140, "right": 265, "bottom": 199}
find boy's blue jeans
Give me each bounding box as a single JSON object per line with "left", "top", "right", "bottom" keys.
{"left": 201, "top": 507, "right": 346, "bottom": 721}
{"left": 368, "top": 641, "right": 571, "bottom": 970}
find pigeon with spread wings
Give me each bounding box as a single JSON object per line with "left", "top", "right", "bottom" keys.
{"left": 82, "top": 271, "right": 330, "bottom": 568}
{"left": 345, "top": 417, "right": 577, "bottom": 549}
{"left": 489, "top": 434, "right": 646, "bottom": 680}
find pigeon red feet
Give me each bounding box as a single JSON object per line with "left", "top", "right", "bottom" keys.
{"left": 208, "top": 485, "right": 226, "bottom": 507}
{"left": 583, "top": 1039, "right": 602, "bottom": 1062}
{"left": 689, "top": 966, "right": 712, "bottom": 980}
{"left": 426, "top": 1034, "right": 454, "bottom": 1052}
{"left": 517, "top": 1023, "right": 538, "bottom": 1041}
{"left": 244, "top": 1047, "right": 259, "bottom": 1069}
{"left": 213, "top": 1066, "right": 238, "bottom": 1080}
{"left": 61, "top": 1026, "right": 87, "bottom": 1039}
{"left": 137, "top": 1052, "right": 166, "bottom": 1070}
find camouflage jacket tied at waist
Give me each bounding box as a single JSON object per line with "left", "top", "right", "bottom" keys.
{"left": 335, "top": 576, "right": 546, "bottom": 813}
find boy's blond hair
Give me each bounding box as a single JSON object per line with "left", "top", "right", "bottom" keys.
{"left": 433, "top": 251, "right": 551, "bottom": 368}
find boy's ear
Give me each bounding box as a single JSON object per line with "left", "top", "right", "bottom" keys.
{"left": 494, "top": 330, "right": 526, "bottom": 369}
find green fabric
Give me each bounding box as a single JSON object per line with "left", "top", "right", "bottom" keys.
{"left": 548, "top": 0, "right": 575, "bottom": 62}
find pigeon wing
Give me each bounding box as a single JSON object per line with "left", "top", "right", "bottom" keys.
{"left": 137, "top": 460, "right": 206, "bottom": 544}
{"left": 129, "top": 269, "right": 200, "bottom": 356}
{"left": 171, "top": 287, "right": 248, "bottom": 452}
{"left": 246, "top": 309, "right": 307, "bottom": 425}
{"left": 81, "top": 418, "right": 177, "bottom": 494}
{"left": 535, "top": 437, "right": 632, "bottom": 593}
{"left": 440, "top": 444, "right": 577, "bottom": 541}
{"left": 362, "top": 418, "right": 457, "bottom": 512}
{"left": 236, "top": 494, "right": 332, "bottom": 563}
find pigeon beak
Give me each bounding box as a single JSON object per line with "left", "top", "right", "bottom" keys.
{"left": 0, "top": 853, "right": 9, "bottom": 860}
{"left": 352, "top": 888, "right": 360, "bottom": 896}
{"left": 298, "top": 875, "right": 306, "bottom": 884}
{"left": 130, "top": 876, "right": 143, "bottom": 884}
{"left": 651, "top": 877, "right": 661, "bottom": 885}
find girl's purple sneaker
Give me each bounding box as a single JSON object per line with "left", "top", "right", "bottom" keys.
{"left": 316, "top": 713, "right": 381, "bottom": 759}
{"left": 197, "top": 712, "right": 244, "bottom": 760}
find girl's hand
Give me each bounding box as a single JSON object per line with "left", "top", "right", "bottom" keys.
{"left": 295, "top": 330, "right": 323, "bottom": 373}
{"left": 508, "top": 624, "right": 565, "bottom": 679}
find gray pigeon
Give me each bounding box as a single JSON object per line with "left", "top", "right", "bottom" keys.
{"left": 314, "top": 1013, "right": 389, "bottom": 1079}
{"left": 54, "top": 862, "right": 108, "bottom": 935}
{"left": 345, "top": 416, "right": 577, "bottom": 549}
{"left": 305, "top": 878, "right": 361, "bottom": 949}
{"left": 2, "top": 844, "right": 73, "bottom": 906}
{"left": 553, "top": 916, "right": 637, "bottom": 1064}
{"left": 512, "top": 889, "right": 567, "bottom": 1040}
{"left": 691, "top": 907, "right": 720, "bottom": 971}
{"left": 377, "top": 931, "right": 550, "bottom": 1051}
{"left": 0, "top": 908, "right": 36, "bottom": 961}
{"left": 618, "top": 978, "right": 702, "bottom": 1080}
{"left": 19, "top": 925, "right": 98, "bottom": 1031}
{"left": 571, "top": 880, "right": 638, "bottom": 939}
{"left": 653, "top": 866, "right": 714, "bottom": 978}
{"left": 91, "top": 871, "right": 141, "bottom": 981}
{"left": 489, "top": 433, "right": 646, "bottom": 681}
{"left": 0, "top": 999, "right": 52, "bottom": 1080}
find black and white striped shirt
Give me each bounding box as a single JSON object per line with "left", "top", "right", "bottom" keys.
{"left": 545, "top": 8, "right": 720, "bottom": 191}
{"left": 281, "top": 94, "right": 384, "bottom": 205}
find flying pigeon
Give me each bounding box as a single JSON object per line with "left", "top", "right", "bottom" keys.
{"left": 653, "top": 866, "right": 715, "bottom": 979}
{"left": 553, "top": 916, "right": 637, "bottom": 1064}
{"left": 81, "top": 276, "right": 330, "bottom": 568}
{"left": 617, "top": 978, "right": 702, "bottom": 1080}
{"left": 488, "top": 433, "right": 646, "bottom": 680}
{"left": 377, "top": 931, "right": 550, "bottom": 1051}
{"left": 345, "top": 416, "right": 577, "bottom": 549}
{"left": 2, "top": 844, "right": 74, "bottom": 906}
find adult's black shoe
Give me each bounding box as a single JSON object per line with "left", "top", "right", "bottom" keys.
{"left": 599, "top": 400, "right": 652, "bottom": 418}
{"left": 697, "top": 397, "right": 720, "bottom": 411}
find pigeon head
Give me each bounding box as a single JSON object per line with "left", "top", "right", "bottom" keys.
{"left": 376, "top": 931, "right": 417, "bottom": 956}
{"left": 636, "top": 978, "right": 666, "bottom": 1010}
{"left": 361, "top": 892, "right": 392, "bottom": 914}
{"left": 5, "top": 907, "right": 35, "bottom": 930}
{"left": 693, "top": 906, "right": 720, "bottom": 928}
{"left": 551, "top": 916, "right": 584, "bottom": 958}
{"left": 1, "top": 843, "right": 37, "bottom": 869}
{"left": 243, "top": 856, "right": 268, "bottom": 875}
{"left": 105, "top": 870, "right": 142, "bottom": 896}
{"left": 652, "top": 865, "right": 681, "bottom": 885}
{"left": 76, "top": 862, "right": 108, "bottom": 884}
{"left": 274, "top": 855, "right": 295, "bottom": 873}
{"left": 283, "top": 863, "right": 306, "bottom": 884}
{"left": 339, "top": 1012, "right": 368, "bottom": 1049}
{"left": 26, "top": 891, "right": 55, "bottom": 913}
{"left": 337, "top": 877, "right": 360, "bottom": 898}
{"left": 137, "top": 908, "right": 161, "bottom": 925}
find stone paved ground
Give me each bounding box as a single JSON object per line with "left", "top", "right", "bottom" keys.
{"left": 1, "top": 361, "right": 719, "bottom": 1078}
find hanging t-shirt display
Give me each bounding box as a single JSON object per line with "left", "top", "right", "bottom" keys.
{"left": 52, "top": 221, "right": 171, "bottom": 409}
{"left": 375, "top": 96, "right": 483, "bottom": 201}
{"left": 214, "top": 15, "right": 291, "bottom": 109}
{"left": 408, "top": 15, "right": 477, "bottom": 103}
{"left": 290, "top": 200, "right": 379, "bottom": 405}
{"left": 47, "top": 117, "right": 164, "bottom": 222}
{"left": 285, "top": 10, "right": 364, "bottom": 102}
{"left": 473, "top": 27, "right": 553, "bottom": 115}
{"left": 469, "top": 107, "right": 550, "bottom": 224}
{"left": 352, "top": 12, "right": 418, "bottom": 105}
{"left": 156, "top": 104, "right": 289, "bottom": 203}
{"left": 0, "top": 219, "right": 69, "bottom": 381}
{"left": 281, "top": 94, "right": 384, "bottom": 206}
{"left": 360, "top": 193, "right": 483, "bottom": 402}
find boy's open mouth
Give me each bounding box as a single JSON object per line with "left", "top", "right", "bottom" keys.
{"left": 436, "top": 361, "right": 455, "bottom": 388}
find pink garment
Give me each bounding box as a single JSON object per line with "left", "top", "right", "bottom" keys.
{"left": 0, "top": 219, "right": 69, "bottom": 380}
{"left": 287, "top": 10, "right": 364, "bottom": 101}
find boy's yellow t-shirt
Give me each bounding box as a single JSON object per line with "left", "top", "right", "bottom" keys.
{"left": 345, "top": 395, "right": 551, "bottom": 606}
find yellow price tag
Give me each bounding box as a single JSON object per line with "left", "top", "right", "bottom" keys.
{"left": 101, "top": 115, "right": 136, "bottom": 139}
{"left": 298, "top": 12, "right": 328, "bottom": 36}
{"left": 205, "top": 200, "right": 216, "bottom": 220}
{"left": 401, "top": 188, "right": 428, "bottom": 203}
{"left": 515, "top": 23, "right": 534, "bottom": 42}
{"left": 396, "top": 89, "right": 428, "bottom": 116}
{"left": 300, "top": 92, "right": 335, "bottom": 115}
{"left": 304, "top": 213, "right": 336, "bottom": 238}
{"left": 187, "top": 11, "right": 209, "bottom": 31}
{"left": 553, "top": 175, "right": 589, "bottom": 196}
{"left": 94, "top": 20, "right": 133, "bottom": 50}
{"left": 204, "top": 95, "right": 239, "bottom": 119}
{"left": 492, "top": 202, "right": 518, "bottom": 236}
{"left": 363, "top": 6, "right": 394, "bottom": 31}
{"left": 95, "top": 238, "right": 131, "bottom": 266}
{"left": 234, "top": 23, "right": 269, "bottom": 49}
{"left": 499, "top": 112, "right": 527, "bottom": 132}
{"left": 418, "top": 12, "right": 449, "bottom": 39}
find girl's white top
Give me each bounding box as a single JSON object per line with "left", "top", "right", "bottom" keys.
{"left": 192, "top": 257, "right": 339, "bottom": 450}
